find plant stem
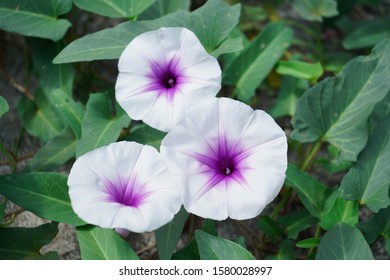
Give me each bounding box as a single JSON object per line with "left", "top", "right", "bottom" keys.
{"left": 308, "top": 223, "right": 321, "bottom": 258}
{"left": 300, "top": 141, "right": 322, "bottom": 171}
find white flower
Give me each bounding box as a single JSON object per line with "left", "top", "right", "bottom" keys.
{"left": 115, "top": 27, "right": 221, "bottom": 132}
{"left": 68, "top": 141, "right": 181, "bottom": 233}
{"left": 160, "top": 98, "right": 287, "bottom": 220}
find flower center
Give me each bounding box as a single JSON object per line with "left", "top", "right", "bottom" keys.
{"left": 104, "top": 177, "right": 147, "bottom": 208}
{"left": 161, "top": 72, "right": 177, "bottom": 89}
{"left": 217, "top": 156, "right": 236, "bottom": 176}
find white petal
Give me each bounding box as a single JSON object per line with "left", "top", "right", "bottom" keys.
{"left": 68, "top": 141, "right": 182, "bottom": 232}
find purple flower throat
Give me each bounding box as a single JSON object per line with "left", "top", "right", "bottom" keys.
{"left": 104, "top": 177, "right": 149, "bottom": 208}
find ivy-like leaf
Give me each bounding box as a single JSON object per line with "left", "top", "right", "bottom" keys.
{"left": 31, "top": 39, "right": 74, "bottom": 94}
{"left": 320, "top": 191, "right": 359, "bottom": 230}
{"left": 358, "top": 206, "right": 390, "bottom": 245}
{"left": 291, "top": 39, "right": 390, "bottom": 161}
{"left": 222, "top": 23, "right": 293, "bottom": 102}
{"left": 0, "top": 173, "right": 85, "bottom": 226}
{"left": 76, "top": 93, "right": 130, "bottom": 157}
{"left": 292, "top": 0, "right": 338, "bottom": 22}
{"left": 0, "top": 0, "right": 72, "bottom": 41}
{"left": 156, "top": 207, "right": 188, "bottom": 260}
{"left": 139, "top": 0, "right": 191, "bottom": 20}
{"left": 258, "top": 215, "right": 283, "bottom": 243}
{"left": 73, "top": 0, "right": 156, "bottom": 18}
{"left": 24, "top": 126, "right": 77, "bottom": 172}
{"left": 296, "top": 238, "right": 320, "bottom": 248}
{"left": 54, "top": 0, "right": 240, "bottom": 63}
{"left": 278, "top": 209, "right": 318, "bottom": 239}
{"left": 125, "top": 124, "right": 166, "bottom": 150}
{"left": 76, "top": 225, "right": 139, "bottom": 260}
{"left": 50, "top": 89, "right": 85, "bottom": 139}
{"left": 0, "top": 223, "right": 59, "bottom": 260}
{"left": 195, "top": 230, "right": 255, "bottom": 260}
{"left": 265, "top": 239, "right": 295, "bottom": 260}
{"left": 285, "top": 164, "right": 328, "bottom": 218}
{"left": 316, "top": 223, "right": 374, "bottom": 260}
{"left": 338, "top": 115, "right": 390, "bottom": 212}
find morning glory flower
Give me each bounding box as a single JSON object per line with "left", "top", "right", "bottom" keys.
{"left": 160, "top": 98, "right": 287, "bottom": 220}
{"left": 115, "top": 27, "right": 221, "bottom": 132}
{"left": 68, "top": 141, "right": 181, "bottom": 233}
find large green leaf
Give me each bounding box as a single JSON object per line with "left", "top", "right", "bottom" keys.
{"left": 31, "top": 39, "right": 74, "bottom": 94}
{"left": 0, "top": 223, "right": 59, "bottom": 260}
{"left": 292, "top": 0, "right": 338, "bottom": 22}
{"left": 16, "top": 89, "right": 64, "bottom": 143}
{"left": 0, "top": 0, "right": 72, "bottom": 41}
{"left": 291, "top": 39, "right": 390, "bottom": 161}
{"left": 338, "top": 115, "right": 390, "bottom": 212}
{"left": 285, "top": 164, "right": 328, "bottom": 218}
{"left": 210, "top": 37, "right": 243, "bottom": 58}
{"left": 278, "top": 209, "right": 318, "bottom": 239}
{"left": 73, "top": 0, "right": 156, "bottom": 18}
{"left": 270, "top": 76, "right": 308, "bottom": 118}
{"left": 0, "top": 173, "right": 85, "bottom": 226}
{"left": 343, "top": 18, "right": 390, "bottom": 50}
{"left": 50, "top": 89, "right": 85, "bottom": 139}
{"left": 126, "top": 124, "right": 166, "bottom": 150}
{"left": 76, "top": 93, "right": 130, "bottom": 157}
{"left": 370, "top": 91, "right": 390, "bottom": 130}
{"left": 76, "top": 225, "right": 139, "bottom": 260}
{"left": 138, "top": 0, "right": 190, "bottom": 20}
{"left": 320, "top": 191, "right": 359, "bottom": 230}
{"left": 222, "top": 23, "right": 293, "bottom": 102}
{"left": 54, "top": 0, "right": 240, "bottom": 63}
{"left": 316, "top": 223, "right": 374, "bottom": 260}
{"left": 24, "top": 126, "right": 77, "bottom": 172}
{"left": 358, "top": 206, "right": 390, "bottom": 245}
{"left": 156, "top": 207, "right": 188, "bottom": 260}
{"left": 0, "top": 96, "right": 9, "bottom": 118}
{"left": 195, "top": 230, "right": 255, "bottom": 260}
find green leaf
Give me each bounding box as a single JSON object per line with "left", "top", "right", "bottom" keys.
{"left": 0, "top": 96, "right": 9, "bottom": 118}
{"left": 316, "top": 223, "right": 374, "bottom": 260}
{"left": 0, "top": 223, "right": 59, "bottom": 260}
{"left": 278, "top": 209, "right": 318, "bottom": 239}
{"left": 285, "top": 164, "right": 328, "bottom": 218}
{"left": 172, "top": 219, "right": 217, "bottom": 260}
{"left": 296, "top": 237, "right": 320, "bottom": 248}
{"left": 291, "top": 39, "right": 390, "bottom": 161}
{"left": 31, "top": 39, "right": 74, "bottom": 94}
{"left": 222, "top": 23, "right": 293, "bottom": 102}
{"left": 156, "top": 207, "right": 188, "bottom": 260}
{"left": 370, "top": 90, "right": 390, "bottom": 131}
{"left": 265, "top": 239, "right": 295, "bottom": 260}
{"left": 76, "top": 93, "right": 130, "bottom": 157}
{"left": 139, "top": 0, "right": 191, "bottom": 20}
{"left": 54, "top": 0, "right": 240, "bottom": 63}
{"left": 0, "top": 173, "right": 85, "bottom": 226}
{"left": 16, "top": 90, "right": 64, "bottom": 142}
{"left": 76, "top": 225, "right": 139, "bottom": 260}
{"left": 338, "top": 115, "right": 390, "bottom": 212}
{"left": 276, "top": 61, "right": 323, "bottom": 81}
{"left": 0, "top": 0, "right": 72, "bottom": 41}
{"left": 316, "top": 145, "right": 353, "bottom": 174}
{"left": 292, "top": 0, "right": 338, "bottom": 22}
{"left": 126, "top": 124, "right": 166, "bottom": 150}
{"left": 211, "top": 37, "right": 243, "bottom": 58}
{"left": 343, "top": 18, "right": 390, "bottom": 50}
{"left": 270, "top": 76, "right": 308, "bottom": 118}
{"left": 50, "top": 89, "right": 85, "bottom": 139}
{"left": 24, "top": 126, "right": 76, "bottom": 172}
{"left": 258, "top": 215, "right": 283, "bottom": 243}
{"left": 320, "top": 191, "right": 358, "bottom": 230}
{"left": 195, "top": 230, "right": 255, "bottom": 260}
{"left": 73, "top": 0, "right": 156, "bottom": 18}
{"left": 358, "top": 206, "right": 390, "bottom": 245}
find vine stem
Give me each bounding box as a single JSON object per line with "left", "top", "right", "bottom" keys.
{"left": 300, "top": 141, "right": 322, "bottom": 171}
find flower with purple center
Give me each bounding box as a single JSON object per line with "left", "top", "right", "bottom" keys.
{"left": 160, "top": 98, "right": 288, "bottom": 220}
{"left": 115, "top": 27, "right": 221, "bottom": 132}
{"left": 67, "top": 141, "right": 181, "bottom": 233}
